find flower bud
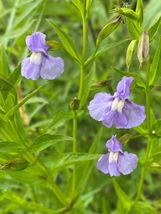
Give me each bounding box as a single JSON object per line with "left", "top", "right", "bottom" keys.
{"left": 70, "top": 97, "right": 80, "bottom": 111}
{"left": 137, "top": 32, "right": 149, "bottom": 65}
{"left": 126, "top": 40, "right": 137, "bottom": 69}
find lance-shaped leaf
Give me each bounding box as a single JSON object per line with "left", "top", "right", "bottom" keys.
{"left": 72, "top": 0, "right": 84, "bottom": 19}
{"left": 32, "top": 134, "right": 73, "bottom": 154}
{"left": 3, "top": 86, "right": 42, "bottom": 121}
{"left": 52, "top": 153, "right": 100, "bottom": 171}
{"left": 0, "top": 46, "right": 10, "bottom": 78}
{"left": 148, "top": 17, "right": 161, "bottom": 41}
{"left": 115, "top": 8, "right": 139, "bottom": 21}
{"left": 48, "top": 20, "right": 82, "bottom": 64}
{"left": 96, "top": 16, "right": 122, "bottom": 47}
{"left": 149, "top": 37, "right": 161, "bottom": 86}
{"left": 112, "top": 179, "right": 131, "bottom": 209}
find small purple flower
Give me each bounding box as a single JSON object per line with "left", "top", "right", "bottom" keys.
{"left": 88, "top": 76, "right": 146, "bottom": 129}
{"left": 21, "top": 32, "right": 64, "bottom": 80}
{"left": 97, "top": 135, "right": 138, "bottom": 176}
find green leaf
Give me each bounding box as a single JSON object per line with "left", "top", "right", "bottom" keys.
{"left": 0, "top": 75, "right": 16, "bottom": 98}
{"left": 12, "top": 0, "right": 42, "bottom": 28}
{"left": 48, "top": 20, "right": 82, "bottom": 64}
{"left": 1, "top": 20, "right": 35, "bottom": 41}
{"left": 49, "top": 110, "right": 73, "bottom": 130}
{"left": 4, "top": 86, "right": 42, "bottom": 121}
{"left": 80, "top": 62, "right": 95, "bottom": 108}
{"left": 0, "top": 46, "right": 10, "bottom": 78}
{"left": 32, "top": 134, "right": 73, "bottom": 154}
{"left": 149, "top": 17, "right": 161, "bottom": 41}
{"left": 112, "top": 179, "right": 131, "bottom": 209}
{"left": 96, "top": 16, "right": 122, "bottom": 46}
{"left": 8, "top": 64, "right": 21, "bottom": 86}
{"left": 85, "top": 39, "right": 129, "bottom": 66}
{"left": 133, "top": 201, "right": 157, "bottom": 213}
{"left": 72, "top": 0, "right": 84, "bottom": 18}
{"left": 149, "top": 37, "right": 161, "bottom": 86}
{"left": 0, "top": 141, "right": 24, "bottom": 153}
{"left": 52, "top": 153, "right": 100, "bottom": 170}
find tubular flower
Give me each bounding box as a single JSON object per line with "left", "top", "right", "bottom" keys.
{"left": 21, "top": 32, "right": 64, "bottom": 80}
{"left": 88, "top": 76, "right": 146, "bottom": 129}
{"left": 97, "top": 135, "right": 138, "bottom": 176}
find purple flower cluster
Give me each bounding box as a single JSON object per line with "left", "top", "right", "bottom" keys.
{"left": 88, "top": 76, "right": 146, "bottom": 176}
{"left": 21, "top": 32, "right": 64, "bottom": 80}
{"left": 21, "top": 32, "right": 144, "bottom": 177}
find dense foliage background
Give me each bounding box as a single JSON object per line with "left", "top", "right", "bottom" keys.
{"left": 1, "top": 0, "right": 161, "bottom": 213}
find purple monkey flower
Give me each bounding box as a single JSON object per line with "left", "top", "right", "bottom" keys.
{"left": 97, "top": 135, "right": 138, "bottom": 176}
{"left": 21, "top": 32, "right": 64, "bottom": 80}
{"left": 88, "top": 76, "right": 146, "bottom": 129}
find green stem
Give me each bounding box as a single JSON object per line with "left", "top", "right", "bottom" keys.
{"left": 72, "top": 111, "right": 77, "bottom": 153}
{"left": 82, "top": 17, "right": 87, "bottom": 60}
{"left": 71, "top": 8, "right": 88, "bottom": 201}
{"left": 71, "top": 111, "right": 77, "bottom": 198}
{"left": 135, "top": 61, "right": 151, "bottom": 201}
{"left": 78, "top": 66, "right": 84, "bottom": 100}
{"left": 78, "top": 17, "right": 87, "bottom": 101}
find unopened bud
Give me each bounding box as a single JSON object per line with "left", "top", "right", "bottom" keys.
{"left": 126, "top": 40, "right": 137, "bottom": 69}
{"left": 137, "top": 32, "right": 149, "bottom": 65}
{"left": 70, "top": 97, "right": 79, "bottom": 111}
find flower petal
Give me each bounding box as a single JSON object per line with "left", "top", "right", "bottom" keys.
{"left": 88, "top": 93, "right": 113, "bottom": 121}
{"left": 102, "top": 111, "right": 128, "bottom": 128}
{"left": 21, "top": 57, "right": 40, "bottom": 80}
{"left": 122, "top": 100, "right": 146, "bottom": 128}
{"left": 40, "top": 55, "right": 64, "bottom": 80}
{"left": 108, "top": 162, "right": 120, "bottom": 176}
{"left": 116, "top": 76, "right": 134, "bottom": 99}
{"left": 106, "top": 135, "right": 123, "bottom": 152}
{"left": 118, "top": 151, "right": 138, "bottom": 175}
{"left": 96, "top": 154, "right": 109, "bottom": 174}
{"left": 26, "top": 32, "right": 49, "bottom": 54}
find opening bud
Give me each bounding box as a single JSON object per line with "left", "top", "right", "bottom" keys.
{"left": 137, "top": 32, "right": 149, "bottom": 65}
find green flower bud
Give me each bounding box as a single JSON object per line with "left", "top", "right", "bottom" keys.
{"left": 70, "top": 97, "right": 80, "bottom": 111}
{"left": 126, "top": 40, "right": 137, "bottom": 69}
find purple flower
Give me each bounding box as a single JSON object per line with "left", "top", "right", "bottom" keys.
{"left": 88, "top": 76, "right": 146, "bottom": 129}
{"left": 21, "top": 32, "right": 64, "bottom": 80}
{"left": 97, "top": 135, "right": 138, "bottom": 176}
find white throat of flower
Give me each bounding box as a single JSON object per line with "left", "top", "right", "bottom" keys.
{"left": 30, "top": 52, "right": 42, "bottom": 65}
{"left": 109, "top": 152, "right": 119, "bottom": 163}
{"left": 111, "top": 97, "right": 125, "bottom": 113}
